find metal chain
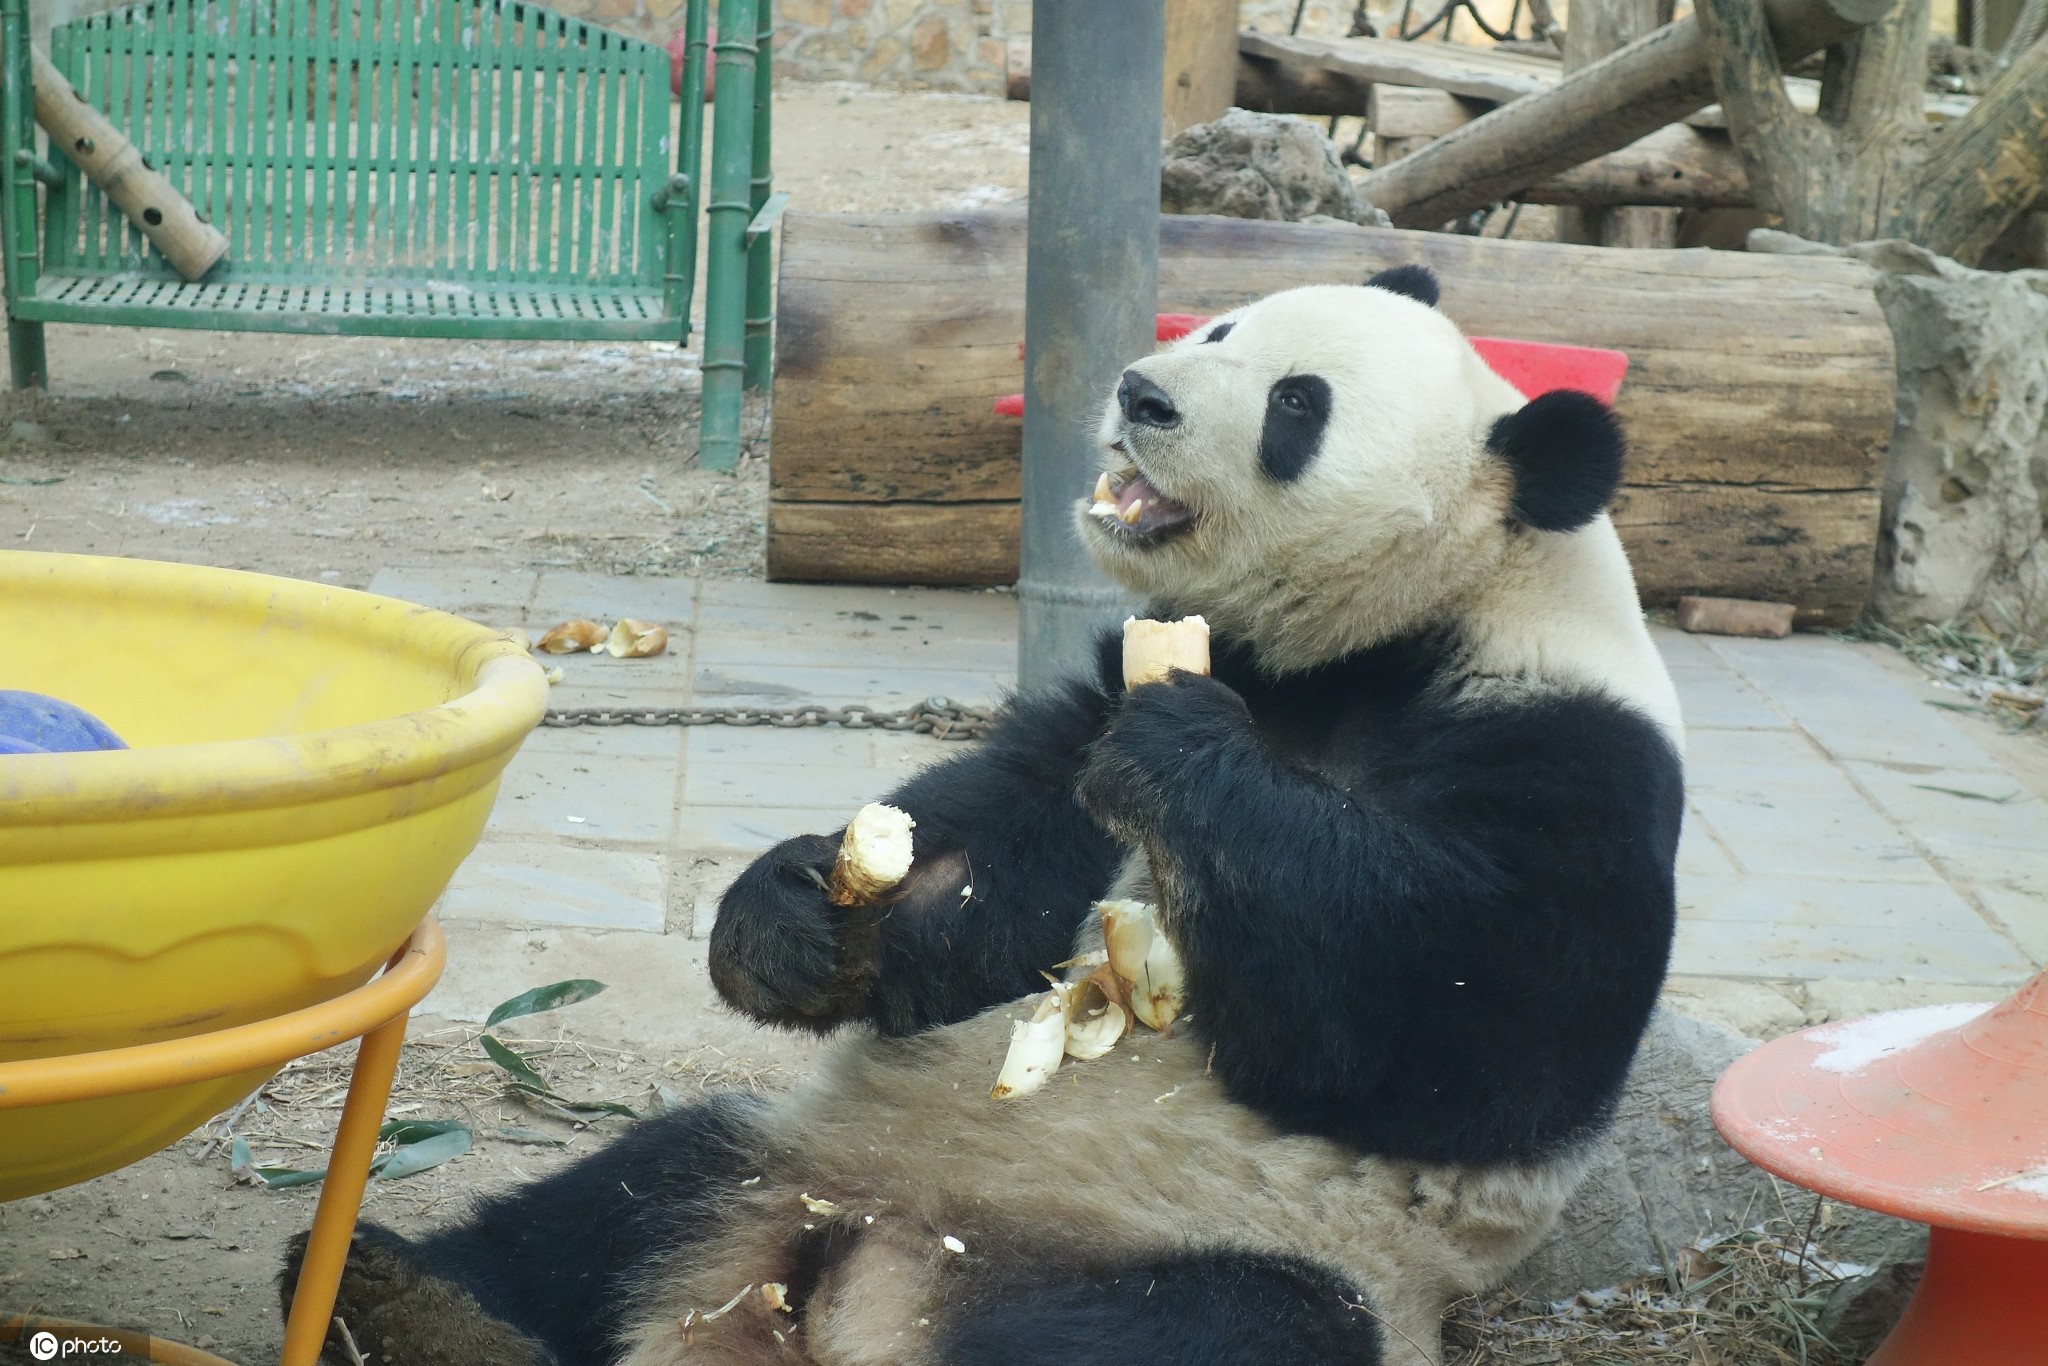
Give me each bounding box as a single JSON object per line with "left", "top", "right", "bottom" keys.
{"left": 542, "top": 695, "right": 995, "bottom": 741}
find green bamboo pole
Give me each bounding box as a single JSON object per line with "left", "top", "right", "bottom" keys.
{"left": 742, "top": 0, "right": 773, "bottom": 390}
{"left": 697, "top": 0, "right": 758, "bottom": 472}
{"left": 672, "top": 0, "right": 710, "bottom": 343}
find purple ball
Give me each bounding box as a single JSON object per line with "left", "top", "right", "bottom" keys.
{"left": 0, "top": 690, "right": 127, "bottom": 753}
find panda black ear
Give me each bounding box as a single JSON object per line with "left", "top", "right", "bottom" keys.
{"left": 1487, "top": 390, "right": 1626, "bottom": 533}
{"left": 1365, "top": 264, "right": 1440, "bottom": 308}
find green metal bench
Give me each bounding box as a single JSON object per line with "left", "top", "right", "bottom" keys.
{"left": 0, "top": 0, "right": 777, "bottom": 468}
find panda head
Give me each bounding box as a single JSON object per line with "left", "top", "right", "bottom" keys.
{"left": 1078, "top": 268, "right": 1629, "bottom": 671}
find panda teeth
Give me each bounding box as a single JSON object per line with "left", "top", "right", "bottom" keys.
{"left": 1093, "top": 472, "right": 1113, "bottom": 503}
{"left": 1118, "top": 500, "right": 1144, "bottom": 526}
{"left": 1089, "top": 500, "right": 1121, "bottom": 519}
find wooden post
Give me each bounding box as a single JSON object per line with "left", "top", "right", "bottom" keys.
{"left": 31, "top": 48, "right": 225, "bottom": 282}
{"left": 1356, "top": 0, "right": 1890, "bottom": 227}
{"left": 1163, "top": 0, "right": 1239, "bottom": 134}
{"left": 1557, "top": 0, "right": 1680, "bottom": 247}
{"left": 1698, "top": 0, "right": 2048, "bottom": 263}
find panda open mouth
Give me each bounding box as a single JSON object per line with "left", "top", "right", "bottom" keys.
{"left": 1086, "top": 464, "right": 1198, "bottom": 544}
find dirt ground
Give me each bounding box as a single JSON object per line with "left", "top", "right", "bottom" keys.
{"left": 0, "top": 81, "right": 1029, "bottom": 1365}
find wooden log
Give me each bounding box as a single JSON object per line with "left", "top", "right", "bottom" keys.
{"left": 770, "top": 210, "right": 1895, "bottom": 623}
{"left": 767, "top": 501, "right": 1021, "bottom": 585}
{"left": 1356, "top": 0, "right": 1891, "bottom": 227}
{"left": 1524, "top": 124, "right": 1752, "bottom": 207}
{"left": 31, "top": 48, "right": 226, "bottom": 282}
{"left": 1163, "top": 0, "right": 1239, "bottom": 135}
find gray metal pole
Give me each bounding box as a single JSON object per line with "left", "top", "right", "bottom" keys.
{"left": 1018, "top": 0, "right": 1164, "bottom": 693}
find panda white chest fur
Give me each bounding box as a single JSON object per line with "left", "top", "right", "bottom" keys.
{"left": 302, "top": 269, "right": 1684, "bottom": 1366}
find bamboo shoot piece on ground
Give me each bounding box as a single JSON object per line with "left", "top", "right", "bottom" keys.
{"left": 829, "top": 803, "right": 916, "bottom": 907}
{"left": 31, "top": 48, "right": 227, "bottom": 282}
{"left": 1122, "top": 615, "right": 1211, "bottom": 688}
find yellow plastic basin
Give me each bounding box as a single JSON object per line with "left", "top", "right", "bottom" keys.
{"left": 0, "top": 552, "right": 547, "bottom": 1200}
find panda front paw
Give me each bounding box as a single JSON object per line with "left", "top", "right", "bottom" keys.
{"left": 1077, "top": 671, "right": 1253, "bottom": 840}
{"left": 708, "top": 833, "right": 876, "bottom": 1032}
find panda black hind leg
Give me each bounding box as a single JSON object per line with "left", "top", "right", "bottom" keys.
{"left": 935, "top": 1250, "right": 1385, "bottom": 1366}
{"left": 281, "top": 1093, "right": 768, "bottom": 1366}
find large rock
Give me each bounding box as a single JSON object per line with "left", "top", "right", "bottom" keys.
{"left": 1749, "top": 230, "right": 2048, "bottom": 633}
{"left": 1160, "top": 109, "right": 1389, "bottom": 226}
{"left": 1511, "top": 1007, "right": 1925, "bottom": 1299}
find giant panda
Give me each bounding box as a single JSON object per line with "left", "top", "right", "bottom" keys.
{"left": 287, "top": 266, "right": 1685, "bottom": 1366}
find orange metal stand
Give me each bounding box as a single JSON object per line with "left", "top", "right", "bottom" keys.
{"left": 0, "top": 920, "right": 447, "bottom": 1366}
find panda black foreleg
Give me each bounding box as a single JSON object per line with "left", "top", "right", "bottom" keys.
{"left": 935, "top": 1249, "right": 1385, "bottom": 1366}
{"left": 281, "top": 1093, "right": 766, "bottom": 1366}
{"left": 711, "top": 671, "right": 1126, "bottom": 1038}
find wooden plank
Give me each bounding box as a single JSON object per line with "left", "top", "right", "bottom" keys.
{"left": 770, "top": 210, "right": 1894, "bottom": 619}
{"left": 1238, "top": 30, "right": 1557, "bottom": 109}
{"left": 767, "top": 502, "right": 1022, "bottom": 585}
{"left": 1163, "top": 0, "right": 1239, "bottom": 135}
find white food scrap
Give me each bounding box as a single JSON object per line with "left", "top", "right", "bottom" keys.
{"left": 537, "top": 619, "right": 605, "bottom": 654}
{"left": 605, "top": 617, "right": 669, "bottom": 658}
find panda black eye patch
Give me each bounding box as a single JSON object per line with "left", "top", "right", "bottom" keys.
{"left": 1204, "top": 322, "right": 1235, "bottom": 343}
{"left": 1260, "top": 374, "right": 1332, "bottom": 483}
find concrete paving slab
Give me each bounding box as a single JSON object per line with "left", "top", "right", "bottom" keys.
{"left": 685, "top": 725, "right": 883, "bottom": 768}
{"left": 366, "top": 566, "right": 537, "bottom": 617}
{"left": 519, "top": 719, "right": 689, "bottom": 761}
{"left": 1678, "top": 813, "right": 1739, "bottom": 877}
{"left": 1841, "top": 761, "right": 2044, "bottom": 849}
{"left": 1708, "top": 636, "right": 2008, "bottom": 772}
{"left": 695, "top": 621, "right": 1019, "bottom": 673}
{"left": 1668, "top": 669, "right": 1791, "bottom": 730}
{"left": 1671, "top": 917, "right": 2033, "bottom": 984}
{"left": 685, "top": 759, "right": 898, "bottom": 810}
{"left": 1970, "top": 882, "right": 2048, "bottom": 965}
{"left": 675, "top": 804, "right": 851, "bottom": 852}
{"left": 438, "top": 839, "right": 667, "bottom": 932}
{"left": 529, "top": 570, "right": 699, "bottom": 627}
{"left": 1683, "top": 727, "right": 1834, "bottom": 768}
{"left": 697, "top": 594, "right": 1020, "bottom": 642}
{"left": 700, "top": 579, "right": 1014, "bottom": 620}
{"left": 1678, "top": 872, "right": 1990, "bottom": 931}
{"left": 1649, "top": 627, "right": 1727, "bottom": 671}
{"left": 693, "top": 663, "right": 1014, "bottom": 708}
{"left": 1686, "top": 788, "right": 1936, "bottom": 880}
{"left": 494, "top": 751, "right": 681, "bottom": 845}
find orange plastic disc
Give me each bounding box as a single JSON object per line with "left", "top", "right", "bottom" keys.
{"left": 1711, "top": 970, "right": 2048, "bottom": 1236}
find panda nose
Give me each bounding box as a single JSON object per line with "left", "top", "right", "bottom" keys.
{"left": 1118, "top": 371, "right": 1180, "bottom": 429}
